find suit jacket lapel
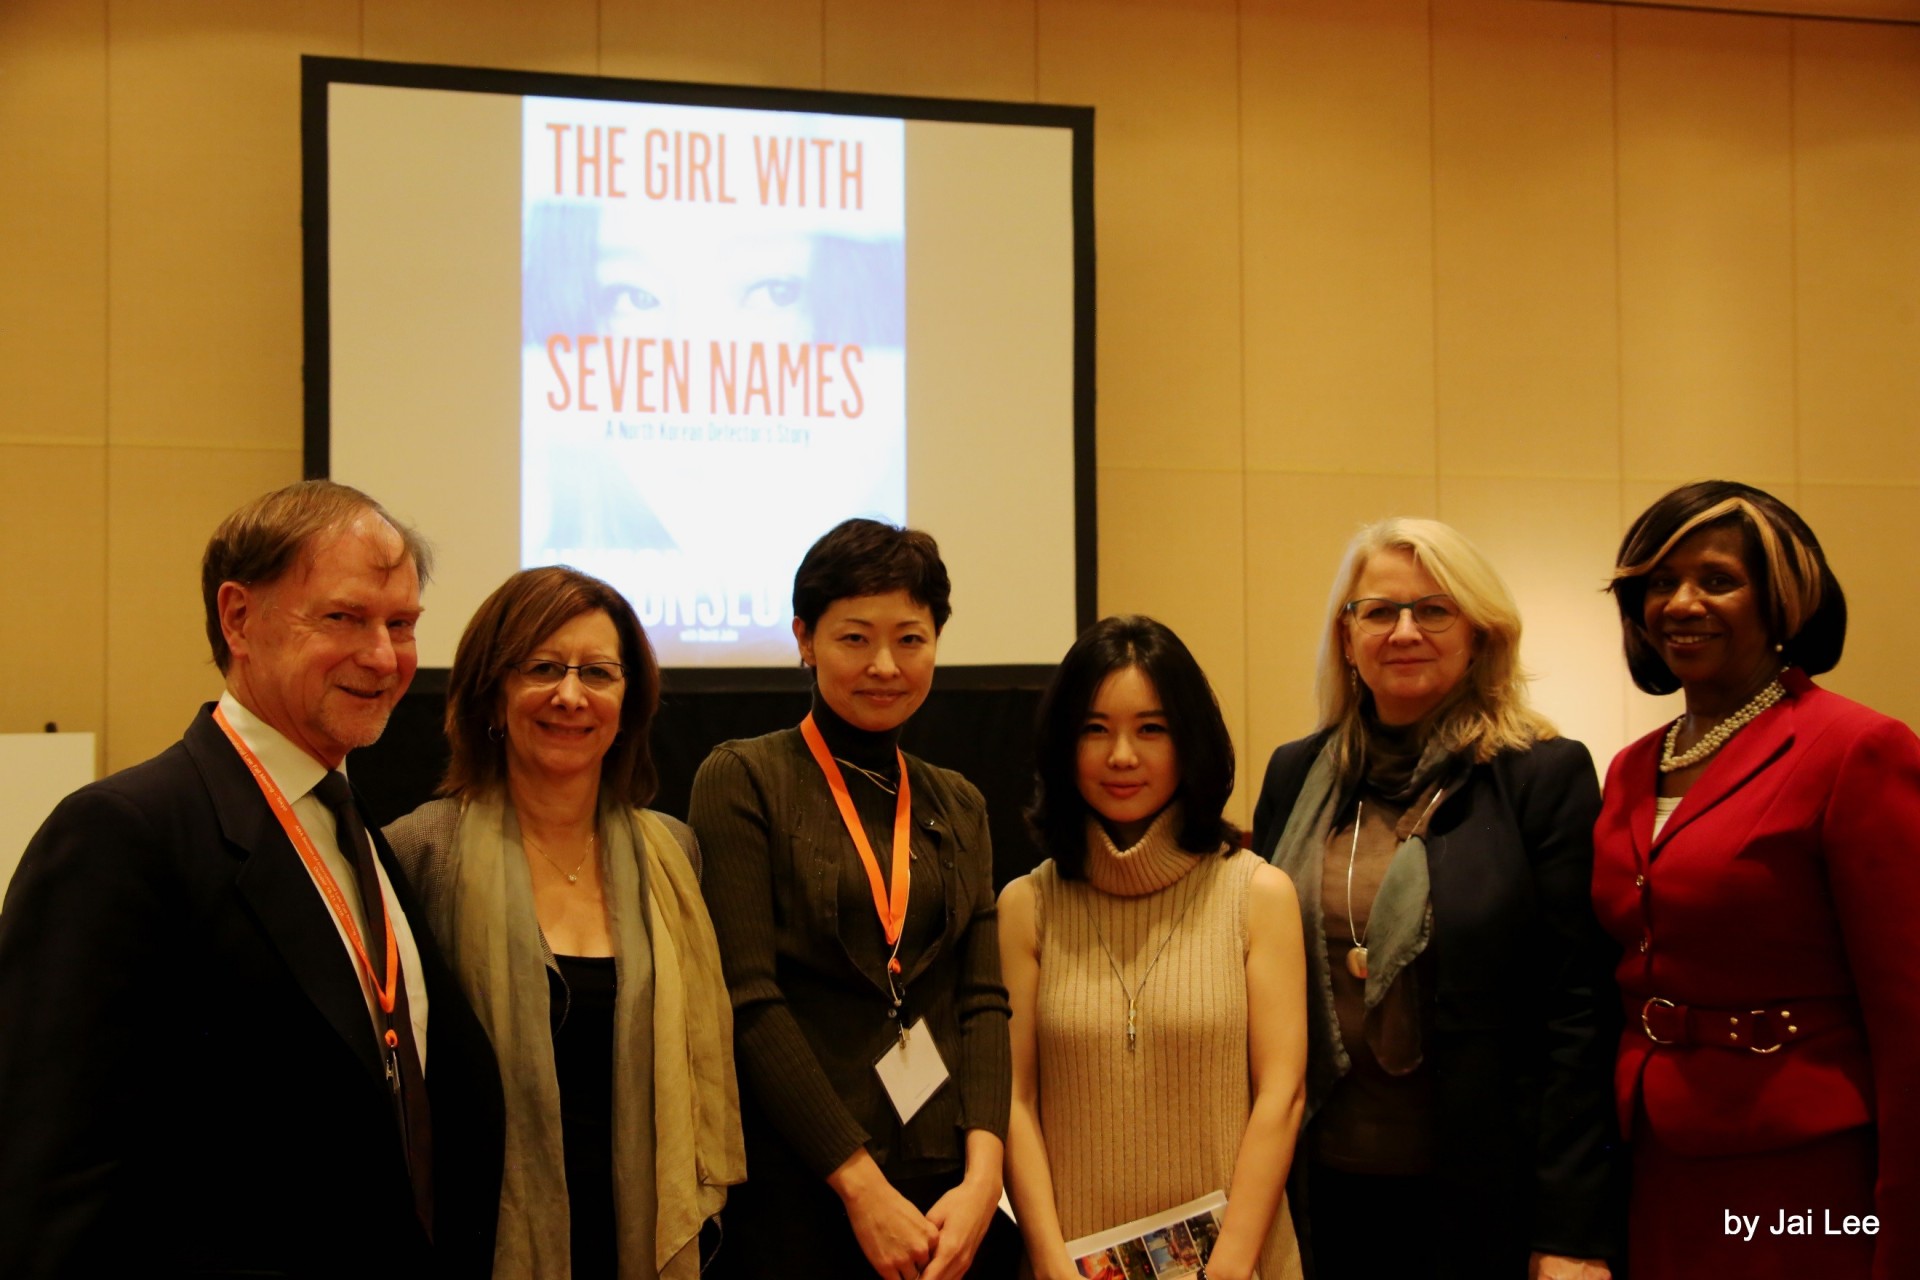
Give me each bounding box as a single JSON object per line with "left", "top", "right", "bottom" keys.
{"left": 183, "top": 708, "right": 386, "bottom": 1083}
{"left": 1651, "top": 693, "right": 1795, "bottom": 857}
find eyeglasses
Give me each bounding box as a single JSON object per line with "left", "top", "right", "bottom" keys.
{"left": 1345, "top": 595, "right": 1462, "bottom": 635}
{"left": 510, "top": 659, "right": 626, "bottom": 690}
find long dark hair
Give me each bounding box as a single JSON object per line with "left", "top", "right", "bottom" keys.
{"left": 1027, "top": 615, "right": 1238, "bottom": 877}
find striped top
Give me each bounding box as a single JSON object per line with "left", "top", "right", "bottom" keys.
{"left": 1028, "top": 810, "right": 1301, "bottom": 1278}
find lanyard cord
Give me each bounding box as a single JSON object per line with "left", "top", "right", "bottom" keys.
{"left": 213, "top": 706, "right": 400, "bottom": 1032}
{"left": 799, "top": 714, "right": 913, "bottom": 982}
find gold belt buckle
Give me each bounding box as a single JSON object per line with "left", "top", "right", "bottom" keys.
{"left": 1747, "top": 1008, "right": 1785, "bottom": 1055}
{"left": 1641, "top": 996, "right": 1679, "bottom": 1045}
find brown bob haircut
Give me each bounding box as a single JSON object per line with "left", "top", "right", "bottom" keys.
{"left": 792, "top": 517, "right": 953, "bottom": 634}
{"left": 1609, "top": 480, "right": 1847, "bottom": 696}
{"left": 201, "top": 479, "right": 432, "bottom": 672}
{"left": 440, "top": 566, "right": 661, "bottom": 805}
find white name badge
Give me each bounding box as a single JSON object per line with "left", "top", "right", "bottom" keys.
{"left": 874, "top": 1018, "right": 950, "bottom": 1124}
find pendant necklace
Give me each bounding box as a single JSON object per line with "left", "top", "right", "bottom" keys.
{"left": 1344, "top": 801, "right": 1371, "bottom": 979}
{"left": 528, "top": 829, "right": 595, "bottom": 884}
{"left": 1344, "top": 786, "right": 1447, "bottom": 981}
{"left": 1084, "top": 885, "right": 1198, "bottom": 1052}
{"left": 833, "top": 755, "right": 899, "bottom": 796}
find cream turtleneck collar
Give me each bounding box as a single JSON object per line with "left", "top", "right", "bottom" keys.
{"left": 1083, "top": 805, "right": 1208, "bottom": 897}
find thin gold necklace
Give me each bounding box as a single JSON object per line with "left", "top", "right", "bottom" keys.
{"left": 527, "top": 829, "right": 596, "bottom": 884}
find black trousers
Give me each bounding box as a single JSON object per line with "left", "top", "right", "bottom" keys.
{"left": 1302, "top": 1161, "right": 1440, "bottom": 1280}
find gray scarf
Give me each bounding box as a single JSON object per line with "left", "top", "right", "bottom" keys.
{"left": 1266, "top": 735, "right": 1458, "bottom": 1121}
{"left": 438, "top": 794, "right": 745, "bottom": 1279}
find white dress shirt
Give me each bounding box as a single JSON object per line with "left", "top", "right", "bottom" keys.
{"left": 218, "top": 692, "right": 429, "bottom": 1066}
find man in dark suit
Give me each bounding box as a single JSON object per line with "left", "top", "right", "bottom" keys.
{"left": 0, "top": 480, "right": 503, "bottom": 1278}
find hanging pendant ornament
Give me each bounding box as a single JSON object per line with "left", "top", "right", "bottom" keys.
{"left": 1344, "top": 801, "right": 1371, "bottom": 982}
{"left": 1085, "top": 886, "right": 1198, "bottom": 1056}
{"left": 530, "top": 830, "right": 595, "bottom": 885}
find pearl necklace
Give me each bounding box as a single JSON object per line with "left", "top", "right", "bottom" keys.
{"left": 1659, "top": 678, "right": 1785, "bottom": 774}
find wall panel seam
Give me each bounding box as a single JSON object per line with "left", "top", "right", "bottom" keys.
{"left": 1425, "top": 0, "right": 1443, "bottom": 512}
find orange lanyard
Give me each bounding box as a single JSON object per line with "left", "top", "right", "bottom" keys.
{"left": 800, "top": 713, "right": 911, "bottom": 974}
{"left": 214, "top": 706, "right": 400, "bottom": 1041}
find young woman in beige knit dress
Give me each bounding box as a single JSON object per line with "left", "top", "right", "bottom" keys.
{"left": 1001, "top": 616, "right": 1307, "bottom": 1280}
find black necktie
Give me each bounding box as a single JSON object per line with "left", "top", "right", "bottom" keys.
{"left": 312, "top": 770, "right": 434, "bottom": 1235}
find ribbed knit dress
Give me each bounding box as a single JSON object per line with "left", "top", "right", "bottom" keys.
{"left": 1029, "top": 809, "right": 1303, "bottom": 1280}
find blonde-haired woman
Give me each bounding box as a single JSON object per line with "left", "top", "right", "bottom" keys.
{"left": 1251, "top": 518, "right": 1622, "bottom": 1280}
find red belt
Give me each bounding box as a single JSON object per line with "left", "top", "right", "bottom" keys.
{"left": 1639, "top": 997, "right": 1854, "bottom": 1055}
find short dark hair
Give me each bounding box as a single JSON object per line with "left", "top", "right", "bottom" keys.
{"left": 440, "top": 566, "right": 661, "bottom": 806}
{"left": 202, "top": 480, "right": 432, "bottom": 672}
{"left": 1609, "top": 480, "right": 1847, "bottom": 695}
{"left": 792, "top": 517, "right": 952, "bottom": 633}
{"left": 1027, "top": 615, "right": 1238, "bottom": 877}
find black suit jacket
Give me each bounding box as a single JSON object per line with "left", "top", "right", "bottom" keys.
{"left": 0, "top": 706, "right": 503, "bottom": 1279}
{"left": 1252, "top": 732, "right": 1625, "bottom": 1276}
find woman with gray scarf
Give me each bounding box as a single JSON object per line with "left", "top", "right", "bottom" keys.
{"left": 387, "top": 566, "right": 745, "bottom": 1280}
{"left": 1250, "top": 519, "right": 1621, "bottom": 1280}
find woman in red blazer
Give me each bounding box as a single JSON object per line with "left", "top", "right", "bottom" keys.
{"left": 1594, "top": 480, "right": 1920, "bottom": 1280}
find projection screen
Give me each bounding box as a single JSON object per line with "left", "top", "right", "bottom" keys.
{"left": 303, "top": 58, "right": 1094, "bottom": 680}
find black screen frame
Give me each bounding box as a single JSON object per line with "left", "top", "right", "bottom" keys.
{"left": 300, "top": 54, "right": 1096, "bottom": 692}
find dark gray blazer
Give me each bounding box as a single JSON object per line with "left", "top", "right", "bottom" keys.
{"left": 1253, "top": 731, "right": 1625, "bottom": 1276}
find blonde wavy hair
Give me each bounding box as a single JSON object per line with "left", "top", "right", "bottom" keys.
{"left": 1316, "top": 517, "right": 1555, "bottom": 776}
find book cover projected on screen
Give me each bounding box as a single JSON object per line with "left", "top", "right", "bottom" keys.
{"left": 309, "top": 58, "right": 1091, "bottom": 676}
{"left": 521, "top": 99, "right": 906, "bottom": 665}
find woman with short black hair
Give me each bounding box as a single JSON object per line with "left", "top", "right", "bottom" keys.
{"left": 1003, "top": 615, "right": 1307, "bottom": 1280}
{"left": 1595, "top": 480, "right": 1920, "bottom": 1279}
{"left": 690, "top": 518, "right": 1013, "bottom": 1280}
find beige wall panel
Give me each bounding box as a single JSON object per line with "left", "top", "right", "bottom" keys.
{"left": 1603, "top": 1, "right": 1920, "bottom": 21}
{"left": 106, "top": 0, "right": 357, "bottom": 453}
{"left": 1242, "top": 471, "right": 1439, "bottom": 779}
{"left": 601, "top": 0, "right": 825, "bottom": 88}
{"left": 1793, "top": 20, "right": 1920, "bottom": 485}
{"left": 1241, "top": 0, "right": 1436, "bottom": 476}
{"left": 363, "top": 0, "right": 599, "bottom": 73}
{"left": 1796, "top": 484, "right": 1920, "bottom": 733}
{"left": 1431, "top": 0, "right": 1619, "bottom": 479}
{"left": 1096, "top": 466, "right": 1249, "bottom": 818}
{"left": 0, "top": 0, "right": 107, "bottom": 448}
{"left": 1439, "top": 475, "right": 1628, "bottom": 766}
{"left": 105, "top": 446, "right": 301, "bottom": 772}
{"left": 1616, "top": 7, "right": 1796, "bottom": 485}
{"left": 0, "top": 446, "right": 107, "bottom": 750}
{"left": 824, "top": 0, "right": 1036, "bottom": 100}
{"left": 1040, "top": 0, "right": 1242, "bottom": 473}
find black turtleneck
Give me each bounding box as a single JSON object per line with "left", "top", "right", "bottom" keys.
{"left": 808, "top": 686, "right": 904, "bottom": 776}
{"left": 806, "top": 688, "right": 928, "bottom": 909}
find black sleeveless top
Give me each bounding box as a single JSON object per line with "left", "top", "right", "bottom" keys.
{"left": 552, "top": 954, "right": 617, "bottom": 1279}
